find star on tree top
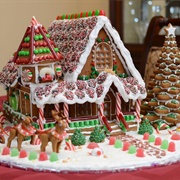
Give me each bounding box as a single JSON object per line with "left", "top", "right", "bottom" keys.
{"left": 164, "top": 23, "right": 176, "bottom": 37}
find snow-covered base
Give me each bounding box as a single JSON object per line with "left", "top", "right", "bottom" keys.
{"left": 0, "top": 130, "right": 180, "bottom": 173}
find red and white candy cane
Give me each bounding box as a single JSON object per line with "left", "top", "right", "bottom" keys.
{"left": 63, "top": 102, "right": 70, "bottom": 123}
{"left": 31, "top": 16, "right": 39, "bottom": 26}
{"left": 0, "top": 112, "right": 6, "bottom": 124}
{"left": 116, "top": 93, "right": 129, "bottom": 129}
{"left": 38, "top": 107, "right": 45, "bottom": 130}
{"left": 99, "top": 103, "right": 112, "bottom": 131}
{"left": 156, "top": 123, "right": 172, "bottom": 134}
{"left": 65, "top": 140, "right": 76, "bottom": 151}
{"left": 54, "top": 103, "right": 60, "bottom": 112}
{"left": 135, "top": 99, "right": 141, "bottom": 123}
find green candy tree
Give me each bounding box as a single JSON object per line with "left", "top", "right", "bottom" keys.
{"left": 71, "top": 129, "right": 86, "bottom": 146}
{"left": 89, "top": 126, "right": 105, "bottom": 143}
{"left": 138, "top": 118, "right": 153, "bottom": 135}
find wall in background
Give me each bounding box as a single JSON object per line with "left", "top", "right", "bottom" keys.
{"left": 0, "top": 0, "right": 109, "bottom": 95}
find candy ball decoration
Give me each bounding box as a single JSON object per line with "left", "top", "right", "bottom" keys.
{"left": 154, "top": 137, "right": 162, "bottom": 146}
{"left": 114, "top": 139, "right": 122, "bottom": 148}
{"left": 171, "top": 133, "right": 180, "bottom": 140}
{"left": 90, "top": 147, "right": 103, "bottom": 156}
{"left": 49, "top": 152, "right": 59, "bottom": 162}
{"left": 39, "top": 152, "right": 48, "bottom": 161}
{"left": 128, "top": 145, "right": 136, "bottom": 154}
{"left": 19, "top": 150, "right": 28, "bottom": 158}
{"left": 168, "top": 141, "right": 176, "bottom": 152}
{"left": 143, "top": 132, "right": 150, "bottom": 140}
{"left": 109, "top": 136, "right": 116, "bottom": 145}
{"left": 148, "top": 134, "right": 155, "bottom": 143}
{"left": 160, "top": 139, "right": 169, "bottom": 150}
{"left": 2, "top": 147, "right": 10, "bottom": 155}
{"left": 136, "top": 148, "right": 145, "bottom": 157}
{"left": 11, "top": 148, "right": 19, "bottom": 157}
{"left": 87, "top": 142, "right": 99, "bottom": 149}
{"left": 28, "top": 151, "right": 38, "bottom": 160}
{"left": 122, "top": 141, "right": 130, "bottom": 151}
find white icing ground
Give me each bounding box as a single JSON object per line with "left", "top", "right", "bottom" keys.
{"left": 0, "top": 130, "right": 180, "bottom": 173}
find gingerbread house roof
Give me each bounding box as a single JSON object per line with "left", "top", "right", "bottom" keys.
{"left": 48, "top": 10, "right": 145, "bottom": 86}
{"left": 31, "top": 71, "right": 146, "bottom": 107}
{"left": 13, "top": 16, "right": 63, "bottom": 65}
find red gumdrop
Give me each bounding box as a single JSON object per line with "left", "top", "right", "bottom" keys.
{"left": 122, "top": 141, "right": 130, "bottom": 151}
{"left": 109, "top": 136, "right": 116, "bottom": 145}
{"left": 154, "top": 137, "right": 162, "bottom": 146}
{"left": 136, "top": 148, "right": 145, "bottom": 157}
{"left": 87, "top": 142, "right": 99, "bottom": 149}
{"left": 39, "top": 152, "right": 48, "bottom": 161}
{"left": 171, "top": 133, "right": 180, "bottom": 140}
{"left": 168, "top": 141, "right": 176, "bottom": 152}
{"left": 2, "top": 147, "right": 10, "bottom": 155}
{"left": 19, "top": 150, "right": 28, "bottom": 158}
{"left": 99, "top": 10, "right": 106, "bottom": 16}
{"left": 143, "top": 132, "right": 150, "bottom": 140}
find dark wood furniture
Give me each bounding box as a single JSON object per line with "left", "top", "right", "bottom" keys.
{"left": 139, "top": 16, "right": 180, "bottom": 77}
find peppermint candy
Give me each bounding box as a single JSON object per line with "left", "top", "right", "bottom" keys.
{"left": 64, "top": 91, "right": 74, "bottom": 100}
{"left": 87, "top": 79, "right": 96, "bottom": 88}
{"left": 97, "top": 72, "right": 108, "bottom": 84}
{"left": 86, "top": 87, "right": 95, "bottom": 98}
{"left": 22, "top": 69, "right": 33, "bottom": 82}
{"left": 66, "top": 82, "right": 76, "bottom": 90}
{"left": 75, "top": 89, "right": 85, "bottom": 99}
{"left": 76, "top": 80, "right": 87, "bottom": 90}
{"left": 96, "top": 85, "right": 104, "bottom": 97}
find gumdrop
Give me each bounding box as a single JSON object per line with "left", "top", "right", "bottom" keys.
{"left": 28, "top": 151, "right": 38, "bottom": 160}
{"left": 122, "top": 141, "right": 130, "bottom": 151}
{"left": 114, "top": 139, "right": 122, "bottom": 148}
{"left": 168, "top": 141, "right": 176, "bottom": 152}
{"left": 143, "top": 132, "right": 150, "bottom": 140}
{"left": 136, "top": 148, "right": 145, "bottom": 157}
{"left": 87, "top": 142, "right": 99, "bottom": 149}
{"left": 171, "top": 133, "right": 180, "bottom": 140}
{"left": 49, "top": 152, "right": 59, "bottom": 162}
{"left": 11, "top": 148, "right": 19, "bottom": 157}
{"left": 128, "top": 145, "right": 136, "bottom": 154}
{"left": 2, "top": 147, "right": 10, "bottom": 155}
{"left": 154, "top": 137, "right": 162, "bottom": 146}
{"left": 109, "top": 136, "right": 116, "bottom": 145}
{"left": 39, "top": 152, "right": 48, "bottom": 161}
{"left": 148, "top": 134, "right": 155, "bottom": 143}
{"left": 19, "top": 150, "right": 28, "bottom": 158}
{"left": 160, "top": 139, "right": 169, "bottom": 150}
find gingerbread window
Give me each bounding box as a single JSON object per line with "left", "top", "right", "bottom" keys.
{"left": 94, "top": 42, "right": 112, "bottom": 70}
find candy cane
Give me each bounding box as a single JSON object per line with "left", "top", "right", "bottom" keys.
{"left": 38, "top": 107, "right": 45, "bottom": 130}
{"left": 0, "top": 112, "right": 6, "bottom": 124}
{"left": 65, "top": 140, "right": 76, "bottom": 151}
{"left": 63, "top": 103, "right": 70, "bottom": 123}
{"left": 135, "top": 99, "right": 141, "bottom": 123}
{"left": 156, "top": 123, "right": 172, "bottom": 134}
{"left": 31, "top": 16, "right": 39, "bottom": 26}
{"left": 99, "top": 103, "right": 112, "bottom": 131}
{"left": 55, "top": 103, "right": 60, "bottom": 112}
{"left": 116, "top": 93, "right": 129, "bottom": 129}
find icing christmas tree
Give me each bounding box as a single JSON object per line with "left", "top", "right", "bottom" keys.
{"left": 141, "top": 23, "right": 180, "bottom": 133}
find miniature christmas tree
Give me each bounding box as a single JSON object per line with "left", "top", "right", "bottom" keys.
{"left": 141, "top": 24, "right": 180, "bottom": 132}
{"left": 138, "top": 119, "right": 153, "bottom": 135}
{"left": 71, "top": 129, "right": 86, "bottom": 146}
{"left": 89, "top": 126, "right": 105, "bottom": 143}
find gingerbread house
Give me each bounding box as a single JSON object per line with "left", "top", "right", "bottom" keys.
{"left": 0, "top": 11, "right": 146, "bottom": 135}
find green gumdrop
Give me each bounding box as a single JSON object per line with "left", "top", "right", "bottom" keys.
{"left": 11, "top": 148, "right": 19, "bottom": 157}
{"left": 161, "top": 139, "right": 169, "bottom": 150}
{"left": 148, "top": 134, "right": 155, "bottom": 143}
{"left": 50, "top": 152, "right": 59, "bottom": 162}
{"left": 114, "top": 139, "right": 122, "bottom": 148}
{"left": 28, "top": 151, "right": 38, "bottom": 160}
{"left": 128, "top": 145, "right": 136, "bottom": 154}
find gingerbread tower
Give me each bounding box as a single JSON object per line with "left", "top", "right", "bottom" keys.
{"left": 141, "top": 24, "right": 180, "bottom": 133}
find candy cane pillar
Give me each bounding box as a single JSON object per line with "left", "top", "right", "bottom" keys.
{"left": 116, "top": 93, "right": 129, "bottom": 129}
{"left": 63, "top": 102, "right": 70, "bottom": 123}
{"left": 135, "top": 99, "right": 141, "bottom": 123}
{"left": 38, "top": 107, "right": 45, "bottom": 130}
{"left": 99, "top": 103, "right": 112, "bottom": 132}
{"left": 54, "top": 103, "right": 60, "bottom": 112}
